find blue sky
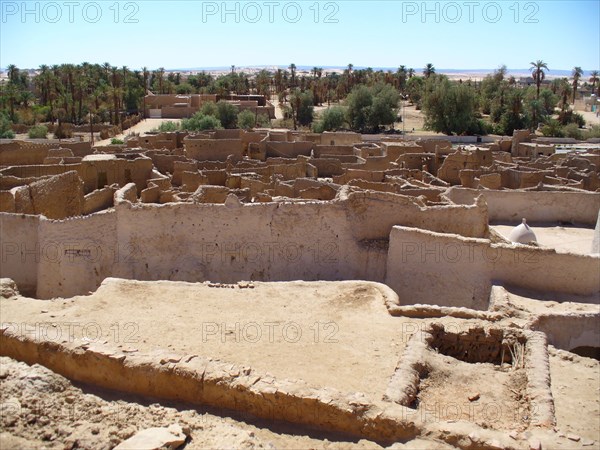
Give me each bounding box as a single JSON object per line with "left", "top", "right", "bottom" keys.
{"left": 1, "top": 0, "right": 599, "bottom": 72}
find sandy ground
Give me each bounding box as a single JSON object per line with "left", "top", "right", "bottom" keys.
{"left": 0, "top": 279, "right": 408, "bottom": 402}
{"left": 0, "top": 357, "right": 397, "bottom": 450}
{"left": 1, "top": 279, "right": 599, "bottom": 448}
{"left": 490, "top": 224, "right": 597, "bottom": 255}
{"left": 396, "top": 104, "right": 430, "bottom": 134}
{"left": 548, "top": 348, "right": 600, "bottom": 443}
{"left": 574, "top": 102, "right": 600, "bottom": 129}
{"left": 94, "top": 118, "right": 181, "bottom": 146}
{"left": 417, "top": 357, "right": 529, "bottom": 431}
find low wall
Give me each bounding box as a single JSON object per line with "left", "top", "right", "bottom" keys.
{"left": 444, "top": 187, "right": 600, "bottom": 225}
{"left": 266, "top": 141, "right": 313, "bottom": 158}
{"left": 184, "top": 138, "right": 243, "bottom": 162}
{"left": 385, "top": 226, "right": 600, "bottom": 310}
{"left": 531, "top": 314, "right": 600, "bottom": 352}
{"left": 1, "top": 192, "right": 487, "bottom": 299}
{"left": 0, "top": 214, "right": 39, "bottom": 296}
{"left": 0, "top": 329, "right": 420, "bottom": 444}
{"left": 0, "top": 144, "right": 47, "bottom": 166}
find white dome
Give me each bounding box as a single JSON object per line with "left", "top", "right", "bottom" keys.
{"left": 509, "top": 218, "right": 537, "bottom": 244}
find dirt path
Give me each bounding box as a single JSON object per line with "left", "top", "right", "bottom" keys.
{"left": 94, "top": 118, "right": 181, "bottom": 147}
{"left": 574, "top": 104, "right": 600, "bottom": 128}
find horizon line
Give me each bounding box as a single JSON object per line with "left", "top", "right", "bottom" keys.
{"left": 1, "top": 65, "right": 597, "bottom": 75}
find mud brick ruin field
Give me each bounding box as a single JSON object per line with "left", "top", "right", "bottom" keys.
{"left": 1, "top": 127, "right": 599, "bottom": 449}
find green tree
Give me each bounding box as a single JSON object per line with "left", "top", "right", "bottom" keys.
{"left": 0, "top": 111, "right": 15, "bottom": 138}
{"left": 498, "top": 90, "right": 527, "bottom": 135}
{"left": 200, "top": 101, "right": 218, "bottom": 117}
{"left": 289, "top": 63, "right": 297, "bottom": 88}
{"left": 423, "top": 63, "right": 435, "bottom": 79}
{"left": 176, "top": 83, "right": 194, "bottom": 94}
{"left": 181, "top": 112, "right": 223, "bottom": 131}
{"left": 370, "top": 83, "right": 400, "bottom": 128}
{"left": 313, "top": 106, "right": 346, "bottom": 133}
{"left": 255, "top": 69, "right": 272, "bottom": 99}
{"left": 216, "top": 101, "right": 238, "bottom": 129}
{"left": 345, "top": 83, "right": 399, "bottom": 132}
{"left": 540, "top": 119, "right": 564, "bottom": 137}
{"left": 422, "top": 78, "right": 481, "bottom": 135}
{"left": 290, "top": 90, "right": 314, "bottom": 128}
{"left": 237, "top": 109, "right": 258, "bottom": 129}
{"left": 538, "top": 88, "right": 558, "bottom": 115}
{"left": 479, "top": 66, "right": 509, "bottom": 115}
{"left": 28, "top": 125, "right": 48, "bottom": 139}
{"left": 557, "top": 78, "right": 572, "bottom": 111}
{"left": 563, "top": 123, "right": 583, "bottom": 139}
{"left": 558, "top": 109, "right": 585, "bottom": 127}
{"left": 345, "top": 85, "right": 372, "bottom": 131}
{"left": 530, "top": 60, "right": 549, "bottom": 99}
{"left": 590, "top": 71, "right": 600, "bottom": 96}
{"left": 155, "top": 121, "right": 180, "bottom": 132}
{"left": 405, "top": 76, "right": 425, "bottom": 108}
{"left": 571, "top": 66, "right": 583, "bottom": 104}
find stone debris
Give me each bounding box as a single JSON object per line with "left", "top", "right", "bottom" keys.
{"left": 468, "top": 392, "right": 480, "bottom": 401}
{"left": 122, "top": 348, "right": 139, "bottom": 353}
{"left": 183, "top": 354, "right": 198, "bottom": 363}
{"left": 160, "top": 355, "right": 183, "bottom": 365}
{"left": 0, "top": 278, "right": 20, "bottom": 299}
{"left": 113, "top": 424, "right": 188, "bottom": 450}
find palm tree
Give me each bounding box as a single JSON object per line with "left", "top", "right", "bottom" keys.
{"left": 571, "top": 66, "right": 583, "bottom": 104}
{"left": 2, "top": 83, "right": 19, "bottom": 120}
{"left": 110, "top": 66, "right": 121, "bottom": 125}
{"left": 156, "top": 67, "right": 165, "bottom": 94}
{"left": 289, "top": 63, "right": 297, "bottom": 88}
{"left": 408, "top": 68, "right": 415, "bottom": 78}
{"left": 590, "top": 70, "right": 600, "bottom": 96}
{"left": 346, "top": 63, "right": 354, "bottom": 89}
{"left": 255, "top": 69, "right": 271, "bottom": 99}
{"left": 75, "top": 76, "right": 87, "bottom": 123}
{"left": 102, "top": 62, "right": 111, "bottom": 81}
{"left": 274, "top": 69, "right": 283, "bottom": 94}
{"left": 6, "top": 64, "right": 19, "bottom": 84}
{"left": 395, "top": 65, "right": 407, "bottom": 92}
{"left": 423, "top": 63, "right": 435, "bottom": 79}
{"left": 35, "top": 64, "right": 51, "bottom": 106}
{"left": 142, "top": 66, "right": 149, "bottom": 92}
{"left": 530, "top": 60, "right": 549, "bottom": 99}
{"left": 558, "top": 78, "right": 571, "bottom": 111}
